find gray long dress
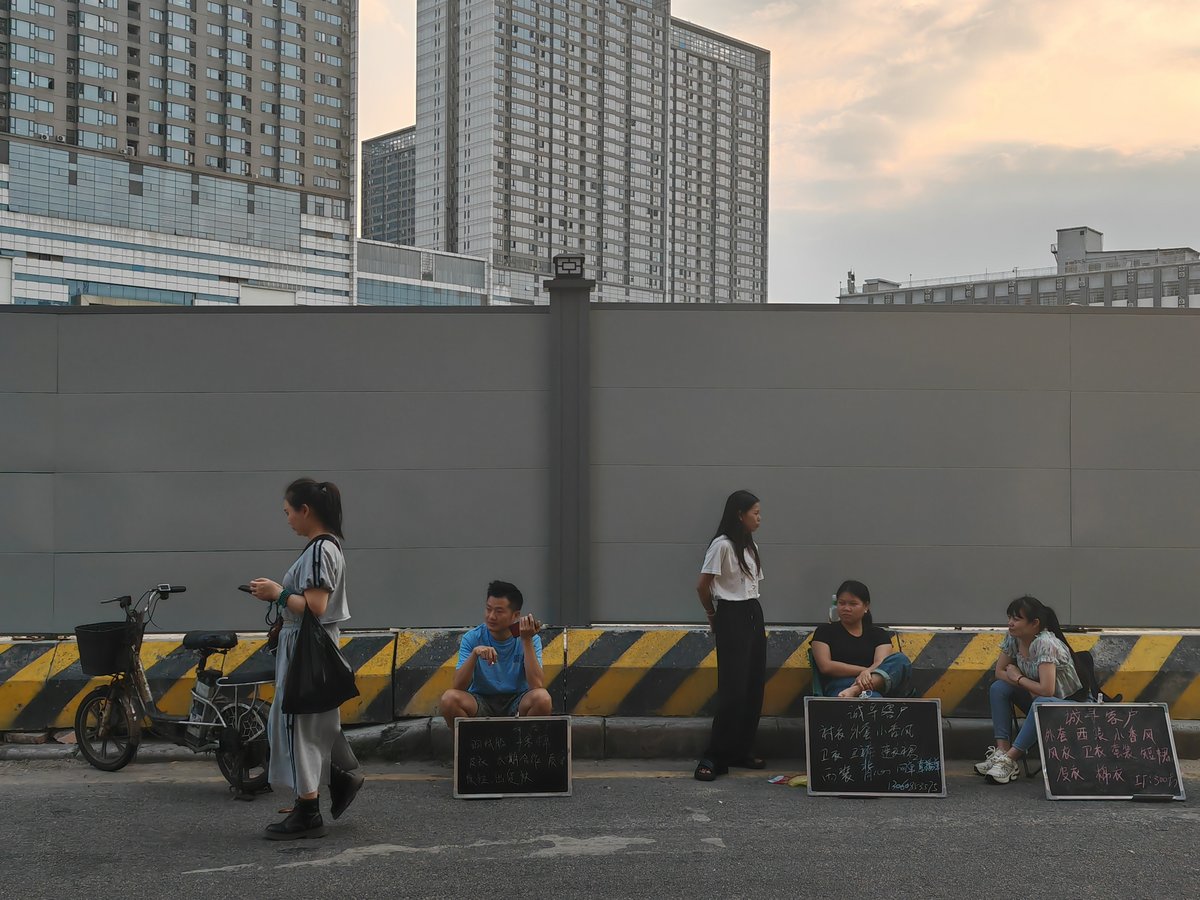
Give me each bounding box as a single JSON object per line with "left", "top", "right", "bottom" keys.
{"left": 267, "top": 536, "right": 359, "bottom": 796}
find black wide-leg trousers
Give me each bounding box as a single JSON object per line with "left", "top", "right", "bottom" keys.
{"left": 704, "top": 597, "right": 766, "bottom": 765}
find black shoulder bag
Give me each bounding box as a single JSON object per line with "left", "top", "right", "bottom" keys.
{"left": 280, "top": 536, "right": 360, "bottom": 714}
{"left": 268, "top": 533, "right": 333, "bottom": 654}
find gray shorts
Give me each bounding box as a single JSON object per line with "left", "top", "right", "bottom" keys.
{"left": 471, "top": 692, "right": 526, "bottom": 718}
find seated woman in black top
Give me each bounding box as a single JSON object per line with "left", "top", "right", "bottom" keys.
{"left": 811, "top": 581, "right": 912, "bottom": 698}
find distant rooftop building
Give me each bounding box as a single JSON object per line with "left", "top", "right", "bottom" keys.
{"left": 362, "top": 127, "right": 417, "bottom": 245}
{"left": 839, "top": 227, "right": 1200, "bottom": 308}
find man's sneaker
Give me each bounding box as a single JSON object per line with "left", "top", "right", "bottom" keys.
{"left": 985, "top": 754, "right": 1021, "bottom": 784}
{"left": 974, "top": 746, "right": 1001, "bottom": 776}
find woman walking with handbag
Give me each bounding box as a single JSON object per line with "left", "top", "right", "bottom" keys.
{"left": 694, "top": 490, "right": 767, "bottom": 781}
{"left": 249, "top": 478, "right": 364, "bottom": 839}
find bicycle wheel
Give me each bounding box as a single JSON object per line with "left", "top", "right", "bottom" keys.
{"left": 74, "top": 686, "right": 141, "bottom": 772}
{"left": 215, "top": 699, "right": 271, "bottom": 793}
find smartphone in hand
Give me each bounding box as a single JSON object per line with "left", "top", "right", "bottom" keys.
{"left": 509, "top": 617, "right": 542, "bottom": 637}
{"left": 238, "top": 584, "right": 253, "bottom": 593}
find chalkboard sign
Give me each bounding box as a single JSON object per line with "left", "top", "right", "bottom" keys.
{"left": 804, "top": 697, "right": 946, "bottom": 798}
{"left": 453, "top": 716, "right": 572, "bottom": 799}
{"left": 1033, "top": 703, "right": 1186, "bottom": 801}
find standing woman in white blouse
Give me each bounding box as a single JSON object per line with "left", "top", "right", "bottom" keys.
{"left": 694, "top": 490, "right": 766, "bottom": 781}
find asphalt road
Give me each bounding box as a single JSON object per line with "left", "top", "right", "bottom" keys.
{"left": 4, "top": 757, "right": 1198, "bottom": 899}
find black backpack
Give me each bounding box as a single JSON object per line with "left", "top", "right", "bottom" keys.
{"left": 1072, "top": 650, "right": 1122, "bottom": 703}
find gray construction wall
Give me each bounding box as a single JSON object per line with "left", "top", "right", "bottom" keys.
{"left": 3, "top": 304, "right": 1200, "bottom": 633}
{"left": 590, "top": 306, "right": 1200, "bottom": 629}
{"left": 0, "top": 308, "right": 549, "bottom": 634}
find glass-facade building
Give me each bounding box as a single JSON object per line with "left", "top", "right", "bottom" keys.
{"left": 0, "top": 138, "right": 354, "bottom": 305}
{"left": 412, "top": 0, "right": 767, "bottom": 304}
{"left": 0, "top": 0, "right": 358, "bottom": 305}
{"left": 0, "top": 138, "right": 492, "bottom": 306}
{"left": 361, "top": 126, "right": 416, "bottom": 245}
{"left": 356, "top": 238, "right": 491, "bottom": 306}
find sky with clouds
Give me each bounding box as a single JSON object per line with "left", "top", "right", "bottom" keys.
{"left": 358, "top": 0, "right": 1200, "bottom": 301}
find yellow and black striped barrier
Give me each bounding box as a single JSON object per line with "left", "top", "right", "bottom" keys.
{"left": 0, "top": 640, "right": 62, "bottom": 731}
{"left": 0, "top": 632, "right": 395, "bottom": 731}
{"left": 3, "top": 628, "right": 1199, "bottom": 732}
{"left": 389, "top": 628, "right": 1200, "bottom": 721}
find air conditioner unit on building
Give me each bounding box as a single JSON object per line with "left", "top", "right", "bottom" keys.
{"left": 55, "top": 135, "right": 67, "bottom": 143}
{"left": 39, "top": 133, "right": 51, "bottom": 141}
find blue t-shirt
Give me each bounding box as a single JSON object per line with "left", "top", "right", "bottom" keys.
{"left": 456, "top": 623, "right": 543, "bottom": 696}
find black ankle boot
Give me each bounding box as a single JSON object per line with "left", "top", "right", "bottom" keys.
{"left": 329, "top": 765, "right": 365, "bottom": 821}
{"left": 264, "top": 796, "right": 326, "bottom": 841}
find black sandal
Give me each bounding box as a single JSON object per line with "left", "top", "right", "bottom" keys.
{"left": 732, "top": 756, "right": 767, "bottom": 770}
{"left": 694, "top": 758, "right": 726, "bottom": 781}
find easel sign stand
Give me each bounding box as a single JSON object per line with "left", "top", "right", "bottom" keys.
{"left": 453, "top": 715, "right": 572, "bottom": 800}
{"left": 1033, "top": 702, "right": 1186, "bottom": 801}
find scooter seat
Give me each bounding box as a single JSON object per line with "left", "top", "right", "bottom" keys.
{"left": 183, "top": 630, "right": 238, "bottom": 651}
{"left": 219, "top": 666, "right": 275, "bottom": 685}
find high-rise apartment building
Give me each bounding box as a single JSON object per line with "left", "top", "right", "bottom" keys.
{"left": 669, "top": 20, "right": 769, "bottom": 304}
{"left": 0, "top": 0, "right": 358, "bottom": 305}
{"left": 361, "top": 126, "right": 416, "bottom": 244}
{"left": 412, "top": 0, "right": 768, "bottom": 304}
{"left": 3, "top": 0, "right": 354, "bottom": 194}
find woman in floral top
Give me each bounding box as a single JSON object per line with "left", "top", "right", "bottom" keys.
{"left": 978, "top": 595, "right": 1087, "bottom": 784}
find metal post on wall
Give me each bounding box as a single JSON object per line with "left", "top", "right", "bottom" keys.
{"left": 545, "top": 254, "right": 595, "bottom": 626}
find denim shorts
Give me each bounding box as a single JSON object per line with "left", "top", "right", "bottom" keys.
{"left": 471, "top": 691, "right": 526, "bottom": 717}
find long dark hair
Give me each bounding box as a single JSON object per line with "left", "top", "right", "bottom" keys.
{"left": 1007, "top": 595, "right": 1068, "bottom": 646}
{"left": 713, "top": 490, "right": 761, "bottom": 577}
{"left": 285, "top": 477, "right": 344, "bottom": 539}
{"left": 836, "top": 579, "right": 874, "bottom": 626}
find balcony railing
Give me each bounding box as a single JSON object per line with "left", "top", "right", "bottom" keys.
{"left": 891, "top": 266, "right": 1060, "bottom": 290}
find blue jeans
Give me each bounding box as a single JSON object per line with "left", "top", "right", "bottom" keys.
{"left": 822, "top": 652, "right": 912, "bottom": 698}
{"left": 989, "top": 679, "right": 1077, "bottom": 752}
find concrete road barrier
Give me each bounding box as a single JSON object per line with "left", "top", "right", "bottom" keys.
{"left": 385, "top": 627, "right": 1200, "bottom": 719}
{"left": 0, "top": 632, "right": 395, "bottom": 731}
{"left": 3, "top": 628, "right": 1199, "bottom": 734}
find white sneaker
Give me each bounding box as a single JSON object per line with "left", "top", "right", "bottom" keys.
{"left": 985, "top": 754, "right": 1021, "bottom": 784}
{"left": 974, "top": 746, "right": 1001, "bottom": 776}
